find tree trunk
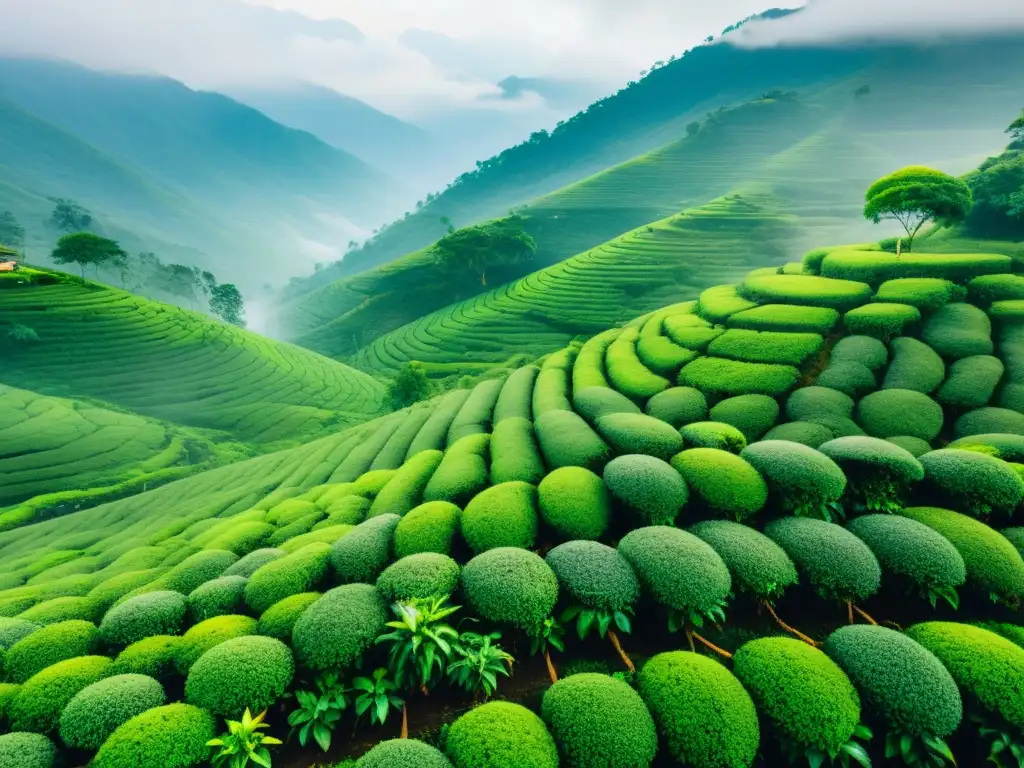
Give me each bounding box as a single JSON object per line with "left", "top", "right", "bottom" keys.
{"left": 607, "top": 630, "right": 635, "bottom": 673}
{"left": 763, "top": 601, "right": 819, "bottom": 647}
{"left": 847, "top": 600, "right": 854, "bottom": 625}
{"left": 400, "top": 703, "right": 408, "bottom": 739}
{"left": 691, "top": 632, "right": 733, "bottom": 660}
{"left": 853, "top": 605, "right": 879, "bottom": 625}
{"left": 544, "top": 649, "right": 558, "bottom": 684}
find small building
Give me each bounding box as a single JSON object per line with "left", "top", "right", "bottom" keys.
{"left": 0, "top": 259, "right": 18, "bottom": 273}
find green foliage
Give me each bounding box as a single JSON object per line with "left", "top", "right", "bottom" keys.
{"left": 922, "top": 303, "right": 993, "bottom": 359}
{"left": 393, "top": 502, "right": 461, "bottom": 558}
{"left": 185, "top": 635, "right": 294, "bottom": 716}
{"left": 955, "top": 409, "right": 1024, "bottom": 439}
{"left": 376, "top": 554, "right": 460, "bottom": 603}
{"left": 708, "top": 329, "right": 823, "bottom": 365}
{"left": 899, "top": 507, "right": 1024, "bottom": 603}
{"left": 292, "top": 584, "right": 388, "bottom": 672}
{"left": 91, "top": 703, "right": 217, "bottom": 768}
{"left": 765, "top": 518, "right": 881, "bottom": 602}
{"left": 50, "top": 232, "right": 127, "bottom": 277}
{"left": 574, "top": 386, "right": 641, "bottom": 423}
{"left": 638, "top": 651, "right": 759, "bottom": 768}
{"left": 0, "top": 617, "right": 39, "bottom": 649}
{"left": 187, "top": 575, "right": 247, "bottom": 623}
{"left": 541, "top": 673, "right": 657, "bottom": 768}
{"left": 817, "top": 360, "right": 877, "bottom": 397}
{"left": 446, "top": 630, "right": 513, "bottom": 698}
{"left": 603, "top": 455, "right": 688, "bottom": 526}
{"left": 689, "top": 520, "right": 798, "bottom": 600}
{"left": 538, "top": 467, "right": 611, "bottom": 540}
{"left": 494, "top": 365, "right": 539, "bottom": 423}
{"left": 430, "top": 215, "right": 536, "bottom": 287}
{"left": 918, "top": 449, "right": 1024, "bottom": 517}
{"left": 969, "top": 274, "right": 1024, "bottom": 306}
{"left": 762, "top": 421, "right": 835, "bottom": 447}
{"left": 664, "top": 314, "right": 725, "bottom": 349}
{"left": 680, "top": 421, "right": 748, "bottom": 453}
{"left": 386, "top": 363, "right": 433, "bottom": 411}
{"left": 680, "top": 357, "right": 799, "bottom": 397}
{"left": 207, "top": 707, "right": 282, "bottom": 768}
{"left": 787, "top": 386, "right": 855, "bottom": 422}
{"left": 697, "top": 285, "right": 757, "bottom": 323}
{"left": 445, "top": 701, "right": 558, "bottom": 768}
{"left": 369, "top": 450, "right": 443, "bottom": 518}
{"left": 818, "top": 436, "right": 924, "bottom": 512}
{"left": 461, "top": 548, "right": 558, "bottom": 635}
{"left": 863, "top": 166, "right": 973, "bottom": 247}
{"left": 288, "top": 671, "right": 348, "bottom": 752}
{"left": 0, "top": 732, "right": 58, "bottom": 768}
{"left": 857, "top": 390, "right": 945, "bottom": 444}
{"left": 489, "top": 417, "right": 545, "bottom": 485}
{"left": 377, "top": 596, "right": 459, "bottom": 695}
{"left": 938, "top": 355, "right": 1004, "bottom": 409}
{"left": 59, "top": 673, "right": 166, "bottom": 751}
{"left": 330, "top": 514, "right": 400, "bottom": 584}
{"left": 605, "top": 328, "right": 671, "bottom": 400}
{"left": 733, "top": 637, "right": 861, "bottom": 756}
{"left": 709, "top": 394, "right": 780, "bottom": 441}
{"left": 461, "top": 482, "right": 538, "bottom": 553}
{"left": 884, "top": 436, "right": 934, "bottom": 457}
{"left": 740, "top": 274, "right": 873, "bottom": 311}
{"left": 424, "top": 436, "right": 489, "bottom": 506}
{"left": 8, "top": 654, "right": 112, "bottom": 733}
{"left": 358, "top": 739, "right": 453, "bottom": 768}
{"left": 741, "top": 441, "right": 847, "bottom": 520}
{"left": 844, "top": 303, "right": 921, "bottom": 339}
{"left": 874, "top": 278, "right": 964, "bottom": 311}
{"left": 256, "top": 592, "right": 319, "bottom": 641}
{"left": 352, "top": 667, "right": 404, "bottom": 728}
{"left": 244, "top": 542, "right": 331, "bottom": 614}
{"left": 175, "top": 615, "right": 259, "bottom": 675}
{"left": 728, "top": 304, "right": 840, "bottom": 334}
{"left": 596, "top": 413, "right": 684, "bottom": 461}
{"left": 644, "top": 387, "right": 707, "bottom": 428}
{"left": 546, "top": 540, "right": 639, "bottom": 616}
{"left": 831, "top": 335, "right": 889, "bottom": 370}
{"left": 224, "top": 549, "right": 285, "bottom": 579}
{"left": 5, "top": 619, "right": 98, "bottom": 683}
{"left": 671, "top": 448, "right": 768, "bottom": 522}
{"left": 448, "top": 379, "right": 504, "bottom": 443}
{"left": 153, "top": 549, "right": 239, "bottom": 596}
{"left": 17, "top": 596, "right": 97, "bottom": 625}
{"left": 535, "top": 410, "right": 611, "bottom": 471}
{"left": 209, "top": 283, "right": 246, "bottom": 328}
{"left": 111, "top": 635, "right": 181, "bottom": 680}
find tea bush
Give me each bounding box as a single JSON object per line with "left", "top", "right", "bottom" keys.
{"left": 174, "top": 614, "right": 259, "bottom": 675}
{"left": 765, "top": 518, "right": 880, "bottom": 602}
{"left": 831, "top": 335, "right": 888, "bottom": 370}
{"left": 256, "top": 592, "right": 320, "bottom": 641}
{"left": 762, "top": 421, "right": 835, "bottom": 447}
{"left": 489, "top": 417, "right": 545, "bottom": 485}
{"left": 786, "top": 387, "right": 854, "bottom": 422}
{"left": 883, "top": 338, "right": 945, "bottom": 393}
{"left": 596, "top": 413, "right": 684, "bottom": 461}
{"left": 91, "top": 703, "right": 216, "bottom": 768}
{"left": 423, "top": 436, "right": 490, "bottom": 506}
{"left": 0, "top": 617, "right": 38, "bottom": 649}
{"left": 885, "top": 436, "right": 933, "bottom": 457}
{"left": 603, "top": 455, "right": 688, "bottom": 527}
{"left": 856, "top": 390, "right": 944, "bottom": 441}
{"left": 816, "top": 361, "right": 877, "bottom": 397}
{"left": 0, "top": 732, "right": 58, "bottom": 768}
{"left": 670, "top": 448, "right": 767, "bottom": 522}
{"left": 152, "top": 549, "right": 239, "bottom": 595}
{"left": 6, "top": 619, "right": 99, "bottom": 683}
{"left": 447, "top": 379, "right": 503, "bottom": 443}
{"left": 358, "top": 739, "right": 453, "bottom": 768}
{"left": 59, "top": 673, "right": 165, "bottom": 750}
{"left": 968, "top": 274, "right": 1024, "bottom": 305}
{"left": 680, "top": 357, "right": 800, "bottom": 398}
{"left": 727, "top": 304, "right": 839, "bottom": 334}
{"left": 100, "top": 591, "right": 186, "bottom": 648}
{"left": 461, "top": 482, "right": 538, "bottom": 553}
{"left": 222, "top": 548, "right": 285, "bottom": 579}
{"left": 680, "top": 422, "right": 747, "bottom": 453}
{"left": 574, "top": 387, "right": 641, "bottom": 423}
{"left": 111, "top": 635, "right": 180, "bottom": 680}
{"left": 17, "top": 596, "right": 96, "bottom": 626}
{"left": 709, "top": 395, "right": 780, "bottom": 441}
{"left": 376, "top": 553, "right": 461, "bottom": 602}
{"left": 393, "top": 502, "right": 461, "bottom": 558}
{"left": 697, "top": 285, "right": 757, "bottom": 323}
{"left": 8, "top": 654, "right": 112, "bottom": 733}
{"left": 741, "top": 441, "right": 847, "bottom": 518}
{"left": 535, "top": 410, "right": 611, "bottom": 471}
{"left": 330, "top": 515, "right": 400, "bottom": 584}
{"left": 493, "top": 365, "right": 539, "bottom": 423}
{"left": 874, "top": 278, "right": 962, "bottom": 310}
{"left": 545, "top": 541, "right": 639, "bottom": 613}
{"left": 538, "top": 467, "right": 611, "bottom": 540}
{"left": 446, "top": 701, "right": 558, "bottom": 768}
{"left": 185, "top": 635, "right": 293, "bottom": 716}
{"left": 644, "top": 387, "right": 707, "bottom": 428}
{"left": 665, "top": 315, "right": 726, "bottom": 348}
{"left": 918, "top": 449, "right": 1024, "bottom": 517}
{"left": 740, "top": 274, "right": 872, "bottom": 311}
{"left": 461, "top": 548, "right": 558, "bottom": 635}
{"left": 369, "top": 450, "right": 443, "bottom": 518}
{"left": 689, "top": 520, "right": 798, "bottom": 600}
{"left": 708, "top": 329, "right": 823, "bottom": 366}
{"left": 954, "top": 409, "right": 1024, "bottom": 439}
{"left": 922, "top": 303, "right": 993, "bottom": 359}
{"left": 186, "top": 575, "right": 247, "bottom": 623}
{"left": 937, "top": 356, "right": 1004, "bottom": 409}
{"left": 606, "top": 328, "right": 671, "bottom": 400}
{"left": 245, "top": 542, "right": 331, "bottom": 614}
{"left": 818, "top": 436, "right": 924, "bottom": 506}
{"left": 292, "top": 584, "right": 388, "bottom": 672}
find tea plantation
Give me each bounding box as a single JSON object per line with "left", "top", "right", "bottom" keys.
{"left": 2, "top": 245, "right": 1024, "bottom": 767}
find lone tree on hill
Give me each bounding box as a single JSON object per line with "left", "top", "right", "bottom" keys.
{"left": 432, "top": 215, "right": 537, "bottom": 287}
{"left": 50, "top": 232, "right": 127, "bottom": 278}
{"left": 1008, "top": 109, "right": 1024, "bottom": 146}
{"left": 0, "top": 211, "right": 25, "bottom": 251}
{"left": 50, "top": 199, "right": 93, "bottom": 234}
{"left": 210, "top": 283, "right": 246, "bottom": 327}
{"left": 863, "top": 166, "right": 972, "bottom": 251}
{"left": 386, "top": 362, "right": 432, "bottom": 411}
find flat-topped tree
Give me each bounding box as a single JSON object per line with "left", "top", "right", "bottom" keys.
{"left": 50, "top": 232, "right": 127, "bottom": 278}
{"left": 864, "top": 166, "right": 972, "bottom": 251}
{"left": 431, "top": 215, "right": 536, "bottom": 287}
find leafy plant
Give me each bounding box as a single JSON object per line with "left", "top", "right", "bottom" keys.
{"left": 529, "top": 616, "right": 565, "bottom": 683}
{"left": 352, "top": 668, "right": 404, "bottom": 728}
{"left": 561, "top": 604, "right": 632, "bottom": 641}
{"left": 446, "top": 631, "right": 514, "bottom": 699}
{"left": 779, "top": 723, "right": 873, "bottom": 768}
{"left": 666, "top": 597, "right": 728, "bottom": 634}
{"left": 975, "top": 713, "right": 1024, "bottom": 768}
{"left": 207, "top": 708, "right": 282, "bottom": 768}
{"left": 376, "top": 596, "right": 460, "bottom": 693}
{"left": 287, "top": 672, "right": 349, "bottom": 753}
{"left": 884, "top": 730, "right": 956, "bottom": 767}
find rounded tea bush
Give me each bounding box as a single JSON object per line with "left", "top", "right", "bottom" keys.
{"left": 174, "top": 614, "right": 259, "bottom": 675}
{"left": 680, "top": 421, "right": 747, "bottom": 453}
{"left": 376, "top": 553, "right": 460, "bottom": 602}
{"left": 6, "top": 619, "right": 99, "bottom": 683}
{"left": 244, "top": 542, "right": 331, "bottom": 614}
{"left": 948, "top": 433, "right": 1024, "bottom": 461}
{"left": 762, "top": 421, "right": 835, "bottom": 448}
{"left": 883, "top": 338, "right": 945, "bottom": 394}
{"left": 922, "top": 303, "right": 994, "bottom": 359}
{"left": 358, "top": 738, "right": 453, "bottom": 768}
{"left": 670, "top": 448, "right": 767, "bottom": 522}
{"left": 765, "top": 518, "right": 881, "bottom": 602}
{"left": 603, "top": 455, "right": 688, "bottom": 526}
{"left": 91, "top": 703, "right": 216, "bottom": 768}
{"left": 831, "top": 335, "right": 888, "bottom": 370}
{"left": 786, "top": 386, "right": 854, "bottom": 422}
{"left": 331, "top": 514, "right": 401, "bottom": 584}
{"left": 541, "top": 673, "right": 657, "bottom": 768}
{"left": 60, "top": 673, "right": 166, "bottom": 750}
{"left": 0, "top": 733, "right": 58, "bottom": 768}
{"left": 689, "top": 520, "right": 798, "bottom": 600}
{"left": 596, "top": 413, "right": 684, "bottom": 461}
{"left": 733, "top": 637, "right": 860, "bottom": 755}
{"left": 538, "top": 467, "right": 611, "bottom": 540}
{"left": 824, "top": 625, "right": 961, "bottom": 738}
{"left": 185, "top": 635, "right": 293, "bottom": 716}
{"left": 256, "top": 592, "right": 319, "bottom": 641}
{"left": 816, "top": 361, "right": 876, "bottom": 398}
{"left": 918, "top": 449, "right": 1024, "bottom": 517}
{"left": 885, "top": 436, "right": 933, "bottom": 457}
{"left": 461, "top": 548, "right": 558, "bottom": 635}
{"left": 856, "top": 389, "right": 944, "bottom": 442}
{"left": 937, "top": 356, "right": 1004, "bottom": 409}
{"left": 489, "top": 417, "right": 545, "bottom": 486}
{"left": 186, "top": 575, "right": 247, "bottom": 623}
{"left": 545, "top": 541, "right": 639, "bottom": 613}
{"left": 99, "top": 591, "right": 187, "bottom": 648}
{"left": 618, "top": 527, "right": 731, "bottom": 616}
{"left": 8, "top": 654, "right": 113, "bottom": 734}
{"left": 461, "top": 482, "right": 538, "bottom": 554}
{"left": 645, "top": 387, "right": 708, "bottom": 428}
{"left": 905, "top": 622, "right": 1024, "bottom": 731}
{"left": 222, "top": 548, "right": 285, "bottom": 579}
{"left": 393, "top": 502, "right": 461, "bottom": 558}
{"left": 18, "top": 596, "right": 97, "bottom": 626}
{"left": 955, "top": 409, "right": 1024, "bottom": 439}
{"left": 574, "top": 387, "right": 641, "bottom": 423}
{"left": 446, "top": 701, "right": 558, "bottom": 768}
{"left": 818, "top": 436, "right": 924, "bottom": 510}
{"left": 111, "top": 635, "right": 180, "bottom": 681}
{"left": 535, "top": 409, "right": 612, "bottom": 472}
{"left": 292, "top": 584, "right": 388, "bottom": 672}
{"left": 0, "top": 617, "right": 39, "bottom": 650}
{"left": 708, "top": 395, "right": 780, "bottom": 441}
{"left": 155, "top": 549, "right": 239, "bottom": 595}
{"left": 740, "top": 441, "right": 847, "bottom": 518}
{"left": 638, "top": 651, "right": 759, "bottom": 768}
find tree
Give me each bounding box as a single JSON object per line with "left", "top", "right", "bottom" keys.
{"left": 50, "top": 232, "right": 127, "bottom": 277}
{"left": 431, "top": 215, "right": 537, "bottom": 287}
{"left": 0, "top": 211, "right": 25, "bottom": 251}
{"left": 385, "top": 362, "right": 432, "bottom": 411}
{"left": 50, "top": 199, "right": 93, "bottom": 234}
{"left": 1008, "top": 109, "right": 1024, "bottom": 145}
{"left": 210, "top": 284, "right": 246, "bottom": 327}
{"left": 686, "top": 121, "right": 701, "bottom": 137}
{"left": 854, "top": 85, "right": 871, "bottom": 98}
{"left": 863, "top": 166, "right": 972, "bottom": 251}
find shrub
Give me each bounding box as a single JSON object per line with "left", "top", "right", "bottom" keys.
{"left": 369, "top": 450, "right": 444, "bottom": 518}
{"left": 990, "top": 299, "right": 1024, "bottom": 322}
{"left": 665, "top": 314, "right": 726, "bottom": 349}
{"left": 762, "top": 421, "right": 835, "bottom": 447}
{"left": 354, "top": 470, "right": 398, "bottom": 498}
{"left": 359, "top": 739, "right": 454, "bottom": 768}
{"left": 595, "top": 413, "right": 684, "bottom": 461}
{"left": 0, "top": 682, "right": 19, "bottom": 722}
{"left": 826, "top": 251, "right": 1009, "bottom": 284}
{"left": 856, "top": 389, "right": 944, "bottom": 441}
{"left": 243, "top": 542, "right": 331, "bottom": 614}
{"left": 670, "top": 448, "right": 767, "bottom": 522}
{"left": 831, "top": 335, "right": 888, "bottom": 370}
{"left": 680, "top": 421, "right": 747, "bottom": 453}
{"left": 739, "top": 274, "right": 873, "bottom": 310}
{"left": 874, "top": 278, "right": 962, "bottom": 310}
{"left": 321, "top": 496, "right": 372, "bottom": 526}
{"left": 330, "top": 515, "right": 400, "bottom": 584}
{"left": 0, "top": 733, "right": 58, "bottom": 767}
{"left": 541, "top": 673, "right": 657, "bottom": 768}
{"left": 174, "top": 615, "right": 258, "bottom": 675}
{"left": 697, "top": 284, "right": 758, "bottom": 323}
{"left": 606, "top": 328, "right": 671, "bottom": 400}
{"left": 816, "top": 360, "right": 877, "bottom": 398}
{"left": 644, "top": 387, "right": 707, "bottom": 428}
{"left": 733, "top": 637, "right": 860, "bottom": 755}
{"left": 8, "top": 655, "right": 112, "bottom": 733}
{"left": 279, "top": 524, "right": 354, "bottom": 553}
{"left": 493, "top": 365, "right": 539, "bottom": 423}
{"left": 266, "top": 499, "right": 319, "bottom": 526}
{"left": 256, "top": 592, "right": 319, "bottom": 641}
{"left": 883, "top": 337, "right": 945, "bottom": 394}
{"left": 689, "top": 520, "right": 797, "bottom": 600}
{"left": 91, "top": 703, "right": 216, "bottom": 768}
{"left": 844, "top": 303, "right": 921, "bottom": 338}
{"left": 538, "top": 467, "right": 611, "bottom": 540}
{"left": 155, "top": 549, "right": 239, "bottom": 595}
{"left": 448, "top": 378, "right": 505, "bottom": 443}
{"left": 535, "top": 410, "right": 611, "bottom": 471}
{"left": 936, "top": 355, "right": 1004, "bottom": 409}
{"left": 602, "top": 455, "right": 688, "bottom": 527}
{"left": 99, "top": 590, "right": 186, "bottom": 648}
{"left": 545, "top": 541, "right": 639, "bottom": 613}
{"left": 885, "top": 436, "right": 933, "bottom": 457}
{"left": 741, "top": 441, "right": 847, "bottom": 518}
{"left": 574, "top": 387, "right": 641, "bottom": 423}
{"left": 727, "top": 304, "right": 840, "bottom": 334}
{"left": 446, "top": 701, "right": 558, "bottom": 768}
{"left": 461, "top": 548, "right": 558, "bottom": 635}
{"left": 376, "top": 553, "right": 460, "bottom": 602}
{"left": 533, "top": 367, "right": 572, "bottom": 415}
{"left": 899, "top": 507, "right": 1024, "bottom": 602}
{"left": 708, "top": 329, "right": 823, "bottom": 366}
{"left": 955, "top": 409, "right": 1024, "bottom": 439}
{"left": 618, "top": 527, "right": 731, "bottom": 618}
{"left": 824, "top": 625, "right": 961, "bottom": 737}
{"left": 185, "top": 635, "right": 293, "bottom": 716}
{"left": 765, "top": 518, "right": 881, "bottom": 602}
{"left": 818, "top": 436, "right": 924, "bottom": 510}
{"left": 86, "top": 570, "right": 163, "bottom": 613}
{"left": 709, "top": 395, "right": 780, "bottom": 441}
{"left": 111, "top": 635, "right": 180, "bottom": 680}
{"left": 969, "top": 274, "right": 1024, "bottom": 305}
{"left": 222, "top": 548, "right": 285, "bottom": 579}
{"left": 202, "top": 521, "right": 275, "bottom": 555}
{"left": 292, "top": 584, "right": 388, "bottom": 672}
{"left": 786, "top": 386, "right": 854, "bottom": 421}
{"left": 59, "top": 673, "right": 165, "bottom": 750}
{"left": 918, "top": 449, "right": 1024, "bottom": 517}
{"left": 680, "top": 357, "right": 799, "bottom": 398}
{"left": 267, "top": 513, "right": 323, "bottom": 547}
{"left": 186, "top": 575, "right": 246, "bottom": 623}
{"left": 489, "top": 417, "right": 545, "bottom": 485}
{"left": 393, "top": 502, "right": 460, "bottom": 558}
{"left": 423, "top": 436, "right": 489, "bottom": 507}
{"left": 6, "top": 620, "right": 99, "bottom": 683}
{"left": 1004, "top": 527, "right": 1024, "bottom": 555}
{"left": 15, "top": 596, "right": 94, "bottom": 626}
{"left": 0, "top": 617, "right": 38, "bottom": 650}
{"left": 461, "top": 482, "right": 538, "bottom": 554}
{"left": 637, "top": 334, "right": 698, "bottom": 377}
{"left": 923, "top": 303, "right": 994, "bottom": 359}
{"left": 905, "top": 622, "right": 1024, "bottom": 731}
{"left": 638, "top": 651, "right": 758, "bottom": 768}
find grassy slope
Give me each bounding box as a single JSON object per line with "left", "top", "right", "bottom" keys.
{"left": 0, "top": 271, "right": 385, "bottom": 447}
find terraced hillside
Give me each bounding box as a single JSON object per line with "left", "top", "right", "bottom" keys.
{"left": 3, "top": 240, "right": 1024, "bottom": 768}
{"left": 0, "top": 273, "right": 385, "bottom": 447}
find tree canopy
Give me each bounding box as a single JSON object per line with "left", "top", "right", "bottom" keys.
{"left": 431, "top": 215, "right": 537, "bottom": 286}
{"left": 50, "top": 232, "right": 127, "bottom": 277}
{"left": 1008, "top": 109, "right": 1024, "bottom": 146}
{"left": 0, "top": 211, "right": 25, "bottom": 250}
{"left": 50, "top": 199, "right": 93, "bottom": 234}
{"left": 386, "top": 362, "right": 432, "bottom": 411}
{"left": 863, "top": 166, "right": 972, "bottom": 250}
{"left": 210, "top": 284, "right": 246, "bottom": 327}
